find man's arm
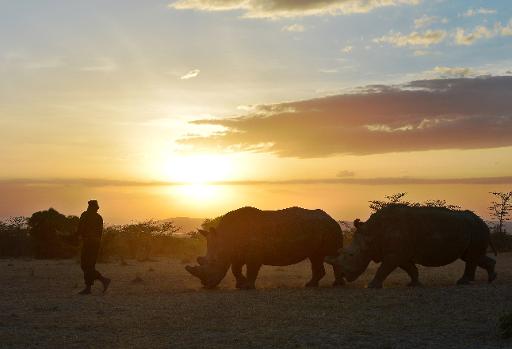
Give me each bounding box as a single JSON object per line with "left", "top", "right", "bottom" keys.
{"left": 99, "top": 215, "right": 104, "bottom": 236}
{"left": 76, "top": 212, "right": 86, "bottom": 239}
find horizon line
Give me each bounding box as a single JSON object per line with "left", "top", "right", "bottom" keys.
{"left": 1, "top": 176, "right": 512, "bottom": 187}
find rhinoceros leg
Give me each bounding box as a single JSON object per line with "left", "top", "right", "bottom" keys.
{"left": 368, "top": 255, "right": 400, "bottom": 289}
{"left": 231, "top": 262, "right": 248, "bottom": 289}
{"left": 305, "top": 256, "right": 326, "bottom": 287}
{"left": 238, "top": 263, "right": 261, "bottom": 289}
{"left": 457, "top": 261, "right": 477, "bottom": 285}
{"left": 331, "top": 263, "right": 345, "bottom": 287}
{"left": 399, "top": 261, "right": 421, "bottom": 287}
{"left": 477, "top": 255, "right": 497, "bottom": 283}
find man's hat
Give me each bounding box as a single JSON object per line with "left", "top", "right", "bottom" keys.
{"left": 88, "top": 200, "right": 99, "bottom": 208}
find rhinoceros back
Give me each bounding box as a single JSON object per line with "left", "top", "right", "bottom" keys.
{"left": 216, "top": 207, "right": 342, "bottom": 266}
{"left": 364, "top": 205, "right": 490, "bottom": 267}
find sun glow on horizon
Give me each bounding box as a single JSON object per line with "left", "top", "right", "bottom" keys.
{"left": 163, "top": 154, "right": 235, "bottom": 206}
{"left": 161, "top": 153, "right": 235, "bottom": 185}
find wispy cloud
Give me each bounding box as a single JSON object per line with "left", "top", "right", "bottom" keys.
{"left": 80, "top": 58, "right": 118, "bottom": 72}
{"left": 1, "top": 53, "right": 65, "bottom": 70}
{"left": 180, "top": 69, "right": 201, "bottom": 80}
{"left": 282, "top": 24, "right": 305, "bottom": 32}
{"left": 462, "top": 7, "right": 496, "bottom": 17}
{"left": 414, "top": 15, "right": 447, "bottom": 29}
{"left": 169, "top": 0, "right": 420, "bottom": 19}
{"left": 341, "top": 45, "right": 353, "bottom": 53}
{"left": 428, "top": 66, "right": 475, "bottom": 78}
{"left": 374, "top": 30, "right": 447, "bottom": 47}
{"left": 454, "top": 25, "right": 494, "bottom": 45}
{"left": 497, "top": 19, "right": 512, "bottom": 36}
{"left": 336, "top": 170, "right": 355, "bottom": 178}
{"left": 318, "top": 68, "right": 339, "bottom": 74}
{"left": 454, "top": 19, "right": 512, "bottom": 45}
{"left": 25, "top": 57, "right": 65, "bottom": 70}
{"left": 413, "top": 49, "right": 431, "bottom": 56}
{"left": 180, "top": 76, "right": 512, "bottom": 157}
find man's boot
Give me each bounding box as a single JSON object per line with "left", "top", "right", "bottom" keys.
{"left": 100, "top": 277, "right": 111, "bottom": 293}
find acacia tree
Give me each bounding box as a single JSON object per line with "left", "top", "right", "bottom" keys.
{"left": 369, "top": 192, "right": 409, "bottom": 212}
{"left": 423, "top": 199, "right": 460, "bottom": 210}
{"left": 369, "top": 193, "right": 460, "bottom": 213}
{"left": 489, "top": 191, "right": 512, "bottom": 234}
{"left": 121, "top": 220, "right": 181, "bottom": 261}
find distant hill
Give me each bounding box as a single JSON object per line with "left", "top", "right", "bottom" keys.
{"left": 160, "top": 217, "right": 205, "bottom": 234}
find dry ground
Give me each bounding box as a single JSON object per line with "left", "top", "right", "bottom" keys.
{"left": 1, "top": 254, "right": 512, "bottom": 349}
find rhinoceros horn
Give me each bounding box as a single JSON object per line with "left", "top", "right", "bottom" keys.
{"left": 185, "top": 265, "right": 202, "bottom": 278}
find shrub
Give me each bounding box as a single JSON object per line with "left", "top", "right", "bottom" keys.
{"left": 98, "top": 221, "right": 205, "bottom": 262}
{"left": 0, "top": 217, "right": 32, "bottom": 257}
{"left": 27, "top": 208, "right": 79, "bottom": 259}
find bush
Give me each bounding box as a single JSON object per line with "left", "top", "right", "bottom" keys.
{"left": 98, "top": 221, "right": 206, "bottom": 262}
{"left": 0, "top": 218, "right": 32, "bottom": 257}
{"left": 27, "top": 208, "right": 79, "bottom": 259}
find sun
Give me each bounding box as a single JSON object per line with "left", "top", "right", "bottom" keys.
{"left": 163, "top": 153, "right": 234, "bottom": 184}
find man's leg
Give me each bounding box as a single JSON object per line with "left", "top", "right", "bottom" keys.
{"left": 79, "top": 244, "right": 94, "bottom": 294}
{"left": 90, "top": 241, "right": 111, "bottom": 292}
{"left": 79, "top": 240, "right": 110, "bottom": 294}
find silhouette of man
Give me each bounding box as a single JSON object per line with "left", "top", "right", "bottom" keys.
{"left": 77, "top": 200, "right": 110, "bottom": 295}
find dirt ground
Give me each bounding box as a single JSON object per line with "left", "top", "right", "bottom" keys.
{"left": 1, "top": 254, "right": 512, "bottom": 349}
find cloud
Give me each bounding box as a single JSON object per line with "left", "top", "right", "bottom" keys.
{"left": 180, "top": 69, "right": 201, "bottom": 80}
{"left": 1, "top": 53, "right": 65, "bottom": 70}
{"left": 80, "top": 58, "right": 118, "bottom": 72}
{"left": 282, "top": 24, "right": 305, "bottom": 32}
{"left": 498, "top": 19, "right": 512, "bottom": 36}
{"left": 414, "top": 15, "right": 447, "bottom": 29}
{"left": 180, "top": 76, "right": 512, "bottom": 157}
{"left": 318, "top": 68, "right": 339, "bottom": 73}
{"left": 413, "top": 49, "right": 430, "bottom": 56}
{"left": 429, "top": 66, "right": 475, "bottom": 78}
{"left": 341, "top": 45, "right": 353, "bottom": 53}
{"left": 462, "top": 8, "right": 496, "bottom": 17}
{"left": 169, "top": 0, "right": 420, "bottom": 19}
{"left": 337, "top": 170, "right": 355, "bottom": 178}
{"left": 454, "top": 19, "right": 512, "bottom": 45}
{"left": 374, "top": 30, "right": 447, "bottom": 47}
{"left": 454, "top": 25, "right": 494, "bottom": 45}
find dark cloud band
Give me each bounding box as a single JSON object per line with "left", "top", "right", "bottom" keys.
{"left": 180, "top": 76, "right": 512, "bottom": 157}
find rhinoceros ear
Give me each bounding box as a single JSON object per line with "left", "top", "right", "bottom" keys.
{"left": 198, "top": 229, "right": 209, "bottom": 237}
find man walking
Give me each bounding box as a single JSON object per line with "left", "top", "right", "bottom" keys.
{"left": 77, "top": 200, "right": 110, "bottom": 295}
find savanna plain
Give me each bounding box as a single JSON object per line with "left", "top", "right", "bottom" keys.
{"left": 2, "top": 254, "right": 512, "bottom": 349}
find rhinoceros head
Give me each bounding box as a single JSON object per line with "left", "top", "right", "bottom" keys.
{"left": 185, "top": 227, "right": 230, "bottom": 288}
{"left": 325, "top": 219, "right": 372, "bottom": 282}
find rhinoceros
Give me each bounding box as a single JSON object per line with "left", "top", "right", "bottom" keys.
{"left": 185, "top": 206, "right": 344, "bottom": 289}
{"left": 324, "top": 204, "right": 497, "bottom": 288}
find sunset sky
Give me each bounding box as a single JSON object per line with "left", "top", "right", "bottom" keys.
{"left": 1, "top": 0, "right": 511, "bottom": 223}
